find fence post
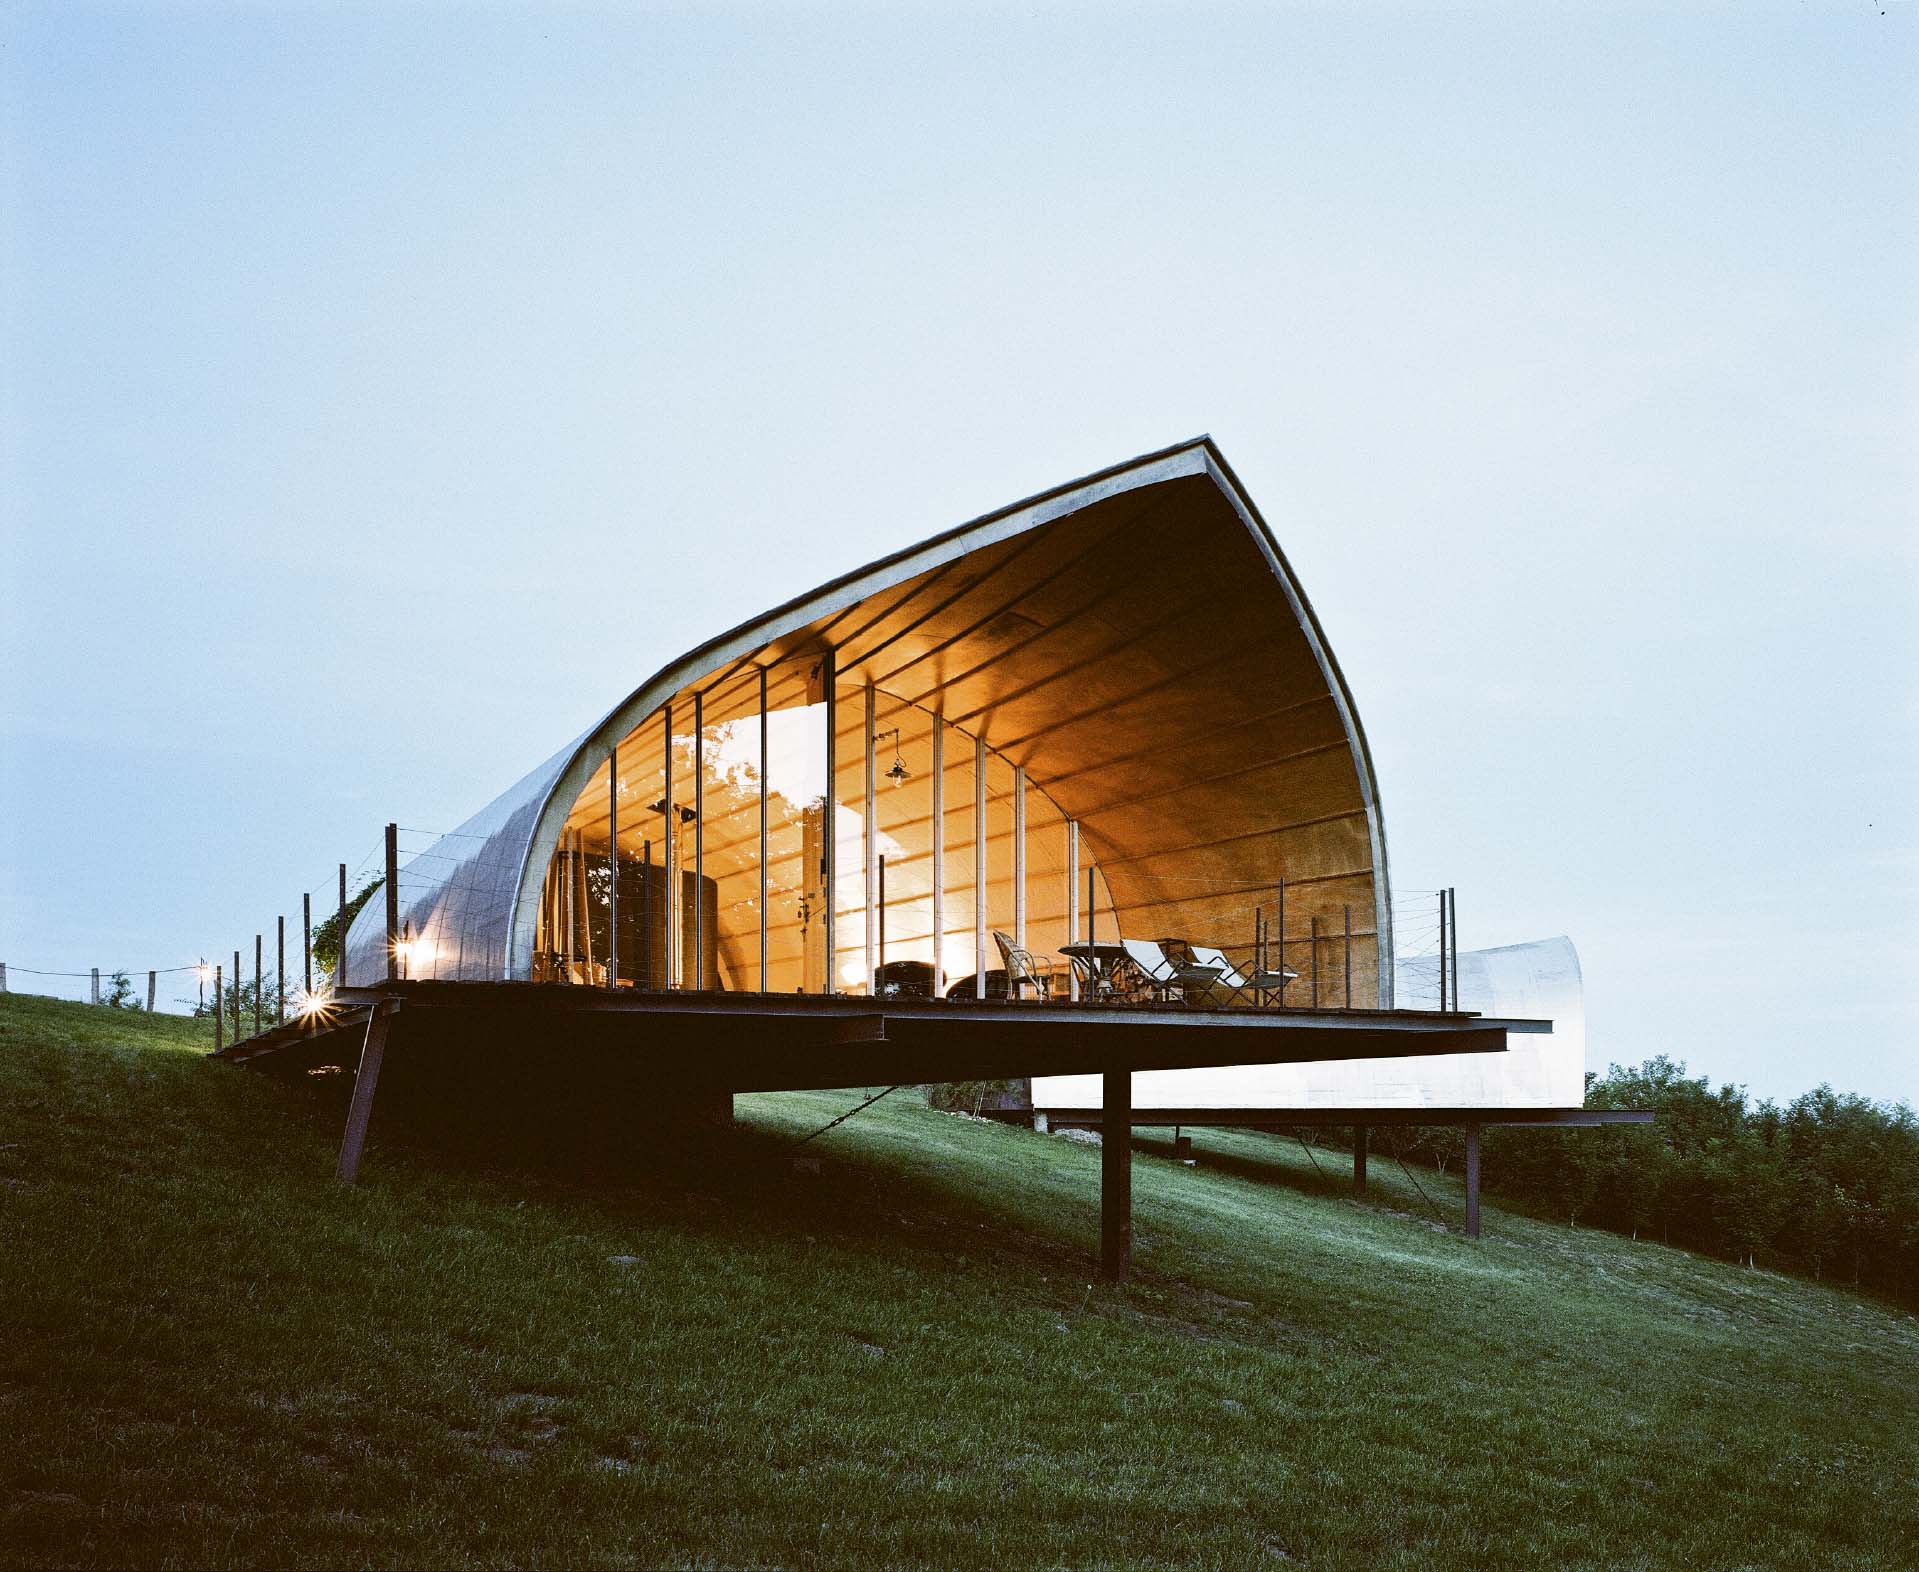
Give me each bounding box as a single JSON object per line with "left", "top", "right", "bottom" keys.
{"left": 337, "top": 863, "right": 348, "bottom": 988}
{"left": 2, "top": 961, "right": 9, "bottom": 992}
{"left": 276, "top": 916, "right": 285, "bottom": 1025}
{"left": 253, "top": 933, "right": 262, "bottom": 1035}
{"left": 232, "top": 949, "right": 241, "bottom": 1041}
{"left": 213, "top": 965, "right": 223, "bottom": 1053}
{"left": 91, "top": 967, "right": 100, "bottom": 1005}
{"left": 146, "top": 970, "right": 156, "bottom": 1012}
{"left": 384, "top": 824, "right": 399, "bottom": 983}
{"left": 303, "top": 892, "right": 312, "bottom": 998}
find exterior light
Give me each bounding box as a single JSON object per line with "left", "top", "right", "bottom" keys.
{"left": 880, "top": 728, "right": 910, "bottom": 786}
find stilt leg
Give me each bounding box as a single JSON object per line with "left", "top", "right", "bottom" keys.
{"left": 1101, "top": 1066, "right": 1131, "bottom": 1282}
{"left": 337, "top": 1001, "right": 398, "bottom": 1186}
{"left": 1353, "top": 1123, "right": 1368, "bottom": 1196}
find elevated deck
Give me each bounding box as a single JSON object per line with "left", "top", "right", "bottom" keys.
{"left": 217, "top": 980, "right": 1546, "bottom": 1092}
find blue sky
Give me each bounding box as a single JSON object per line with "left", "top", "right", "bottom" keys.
{"left": 2, "top": 3, "right": 1913, "bottom": 1103}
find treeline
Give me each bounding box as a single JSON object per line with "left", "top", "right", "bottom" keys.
{"left": 1466, "top": 1057, "right": 1919, "bottom": 1304}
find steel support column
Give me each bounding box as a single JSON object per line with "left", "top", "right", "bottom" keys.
{"left": 337, "top": 1000, "right": 398, "bottom": 1186}
{"left": 1353, "top": 1123, "right": 1368, "bottom": 1196}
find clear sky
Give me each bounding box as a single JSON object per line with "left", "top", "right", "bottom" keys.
{"left": 3, "top": 3, "right": 1913, "bottom": 1104}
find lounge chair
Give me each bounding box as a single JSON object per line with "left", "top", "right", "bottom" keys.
{"left": 1118, "top": 938, "right": 1225, "bottom": 1005}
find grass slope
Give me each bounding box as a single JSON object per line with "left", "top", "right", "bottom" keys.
{"left": 2, "top": 992, "right": 1915, "bottom": 1571}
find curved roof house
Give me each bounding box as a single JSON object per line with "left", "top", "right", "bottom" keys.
{"left": 345, "top": 436, "right": 1397, "bottom": 1008}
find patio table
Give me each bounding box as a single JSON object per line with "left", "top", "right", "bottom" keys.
{"left": 1060, "top": 940, "right": 1134, "bottom": 1000}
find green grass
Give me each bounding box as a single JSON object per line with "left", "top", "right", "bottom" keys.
{"left": 2, "top": 992, "right": 1915, "bottom": 1571}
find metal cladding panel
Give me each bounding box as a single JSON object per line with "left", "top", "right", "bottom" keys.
{"left": 342, "top": 735, "right": 583, "bottom": 984}
{"left": 1031, "top": 937, "right": 1587, "bottom": 1112}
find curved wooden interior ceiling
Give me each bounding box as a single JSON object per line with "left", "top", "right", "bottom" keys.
{"left": 570, "top": 468, "right": 1387, "bottom": 1003}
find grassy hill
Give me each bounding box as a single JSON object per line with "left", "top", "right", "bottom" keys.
{"left": 2, "top": 992, "right": 1915, "bottom": 1571}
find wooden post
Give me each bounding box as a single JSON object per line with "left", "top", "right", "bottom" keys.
{"left": 232, "top": 949, "right": 241, "bottom": 1041}
{"left": 384, "top": 824, "right": 399, "bottom": 983}
{"left": 337, "top": 864, "right": 348, "bottom": 988}
{"left": 303, "top": 893, "right": 312, "bottom": 997}
{"left": 146, "top": 970, "right": 156, "bottom": 1012}
{"left": 1101, "top": 1066, "right": 1132, "bottom": 1283}
{"left": 277, "top": 915, "right": 285, "bottom": 1024}
{"left": 0, "top": 961, "right": 8, "bottom": 992}
{"left": 1353, "top": 1123, "right": 1369, "bottom": 1196}
{"left": 213, "top": 964, "right": 223, "bottom": 1053}
{"left": 1465, "top": 1122, "right": 1482, "bottom": 1239}
{"left": 91, "top": 967, "right": 100, "bottom": 1005}
{"left": 253, "top": 933, "right": 262, "bottom": 1035}
{"left": 337, "top": 1000, "right": 399, "bottom": 1185}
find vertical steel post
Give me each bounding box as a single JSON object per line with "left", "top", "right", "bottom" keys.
{"left": 276, "top": 916, "right": 285, "bottom": 1024}
{"left": 303, "top": 893, "right": 312, "bottom": 997}
{"left": 930, "top": 717, "right": 945, "bottom": 995}
{"left": 607, "top": 747, "right": 620, "bottom": 989}
{"left": 253, "top": 933, "right": 262, "bottom": 1034}
{"left": 562, "top": 831, "right": 575, "bottom": 982}
{"left": 878, "top": 855, "right": 887, "bottom": 978}
{"left": 1449, "top": 887, "right": 1460, "bottom": 1010}
{"left": 578, "top": 826, "right": 594, "bottom": 981}
{"left": 863, "top": 684, "right": 877, "bottom": 994}
{"left": 1344, "top": 904, "right": 1352, "bottom": 1010}
{"left": 702, "top": 687, "right": 710, "bottom": 982}
{"left": 213, "top": 964, "right": 223, "bottom": 1053}
{"left": 1438, "top": 889, "right": 1449, "bottom": 1012}
{"left": 973, "top": 732, "right": 987, "bottom": 993}
{"left": 661, "top": 701, "right": 675, "bottom": 987}
{"left": 1065, "top": 819, "right": 1080, "bottom": 1001}
{"left": 337, "top": 864, "right": 348, "bottom": 988}
{"left": 384, "top": 824, "right": 399, "bottom": 983}
{"left": 1276, "top": 878, "right": 1287, "bottom": 1008}
{"left": 232, "top": 949, "right": 241, "bottom": 1040}
{"left": 641, "top": 840, "right": 653, "bottom": 988}
{"left": 1013, "top": 767, "right": 1027, "bottom": 951}
{"left": 1101, "top": 1066, "right": 1132, "bottom": 1283}
{"left": 758, "top": 666, "right": 769, "bottom": 992}
{"left": 820, "top": 655, "right": 835, "bottom": 993}
{"left": 1353, "top": 1124, "right": 1369, "bottom": 1196}
{"left": 1465, "top": 1122, "right": 1482, "bottom": 1238}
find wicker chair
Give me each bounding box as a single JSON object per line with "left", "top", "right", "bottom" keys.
{"left": 992, "top": 930, "right": 1059, "bottom": 1002}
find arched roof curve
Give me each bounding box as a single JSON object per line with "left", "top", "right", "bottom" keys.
{"left": 346, "top": 436, "right": 1396, "bottom": 1003}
